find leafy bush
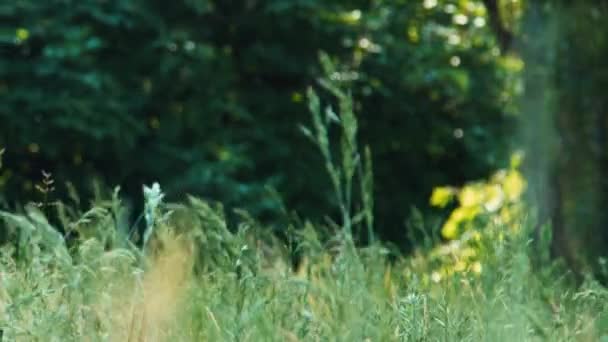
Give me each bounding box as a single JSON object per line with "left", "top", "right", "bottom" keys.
{"left": 421, "top": 151, "right": 527, "bottom": 281}
{"left": 431, "top": 151, "right": 526, "bottom": 241}
{"left": 1, "top": 0, "right": 518, "bottom": 243}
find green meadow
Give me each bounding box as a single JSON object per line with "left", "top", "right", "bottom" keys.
{"left": 3, "top": 1, "right": 608, "bottom": 341}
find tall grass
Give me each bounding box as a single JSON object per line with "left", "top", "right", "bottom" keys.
{"left": 1, "top": 192, "right": 607, "bottom": 341}
{"left": 1, "top": 77, "right": 607, "bottom": 341}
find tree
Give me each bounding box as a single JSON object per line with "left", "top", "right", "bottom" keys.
{"left": 505, "top": 0, "right": 608, "bottom": 276}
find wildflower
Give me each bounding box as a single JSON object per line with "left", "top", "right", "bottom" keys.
{"left": 143, "top": 182, "right": 165, "bottom": 248}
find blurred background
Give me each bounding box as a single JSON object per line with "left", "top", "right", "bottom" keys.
{"left": 1, "top": 0, "right": 607, "bottom": 273}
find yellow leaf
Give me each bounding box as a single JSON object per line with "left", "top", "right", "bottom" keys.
{"left": 441, "top": 206, "right": 480, "bottom": 240}
{"left": 430, "top": 186, "right": 454, "bottom": 208}
{"left": 458, "top": 185, "right": 484, "bottom": 207}
{"left": 503, "top": 170, "right": 525, "bottom": 201}
{"left": 483, "top": 184, "right": 504, "bottom": 212}
{"left": 16, "top": 28, "right": 29, "bottom": 41}
{"left": 510, "top": 151, "right": 525, "bottom": 169}
{"left": 441, "top": 220, "right": 458, "bottom": 240}
{"left": 452, "top": 206, "right": 479, "bottom": 222}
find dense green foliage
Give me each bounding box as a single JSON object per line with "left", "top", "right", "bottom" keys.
{"left": 1, "top": 0, "right": 517, "bottom": 244}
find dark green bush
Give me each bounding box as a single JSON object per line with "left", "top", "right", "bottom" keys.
{"left": 1, "top": 1, "right": 516, "bottom": 245}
